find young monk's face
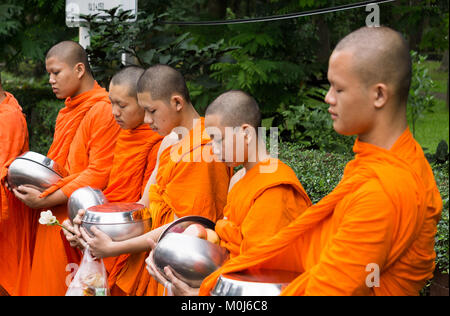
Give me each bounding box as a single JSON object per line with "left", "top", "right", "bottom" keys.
{"left": 205, "top": 114, "right": 248, "bottom": 168}
{"left": 46, "top": 56, "right": 83, "bottom": 99}
{"left": 137, "top": 91, "right": 179, "bottom": 136}
{"left": 325, "top": 50, "right": 375, "bottom": 136}
{"left": 109, "top": 83, "right": 144, "bottom": 130}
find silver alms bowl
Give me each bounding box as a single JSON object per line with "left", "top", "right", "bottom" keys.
{"left": 67, "top": 186, "right": 108, "bottom": 222}
{"left": 81, "top": 202, "right": 151, "bottom": 241}
{"left": 210, "top": 269, "right": 299, "bottom": 296}
{"left": 153, "top": 216, "right": 229, "bottom": 288}
{"left": 7, "top": 151, "right": 67, "bottom": 192}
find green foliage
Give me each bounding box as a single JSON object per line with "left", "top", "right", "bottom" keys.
{"left": 433, "top": 161, "right": 449, "bottom": 274}
{"left": 273, "top": 88, "right": 355, "bottom": 153}
{"left": 83, "top": 7, "right": 235, "bottom": 112}
{"left": 0, "top": 0, "right": 74, "bottom": 69}
{"left": 277, "top": 142, "right": 353, "bottom": 203}
{"left": 408, "top": 51, "right": 437, "bottom": 137}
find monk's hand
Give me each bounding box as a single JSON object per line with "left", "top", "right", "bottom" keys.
{"left": 79, "top": 225, "right": 114, "bottom": 259}
{"left": 72, "top": 209, "right": 86, "bottom": 238}
{"left": 12, "top": 185, "right": 46, "bottom": 209}
{"left": 163, "top": 266, "right": 200, "bottom": 296}
{"left": 62, "top": 219, "right": 87, "bottom": 250}
{"left": 145, "top": 247, "right": 171, "bottom": 287}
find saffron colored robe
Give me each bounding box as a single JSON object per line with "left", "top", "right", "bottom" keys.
{"left": 27, "top": 82, "right": 121, "bottom": 296}
{"left": 112, "top": 118, "right": 231, "bottom": 296}
{"left": 200, "top": 128, "right": 443, "bottom": 296}
{"left": 216, "top": 158, "right": 312, "bottom": 259}
{"left": 101, "top": 125, "right": 162, "bottom": 289}
{"left": 0, "top": 92, "right": 32, "bottom": 296}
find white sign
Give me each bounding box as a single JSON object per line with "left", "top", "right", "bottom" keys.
{"left": 66, "top": 0, "right": 137, "bottom": 27}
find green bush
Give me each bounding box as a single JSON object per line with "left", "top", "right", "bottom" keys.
{"left": 278, "top": 141, "right": 352, "bottom": 203}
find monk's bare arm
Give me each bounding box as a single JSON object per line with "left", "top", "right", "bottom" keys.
{"left": 106, "top": 224, "right": 168, "bottom": 257}
{"left": 139, "top": 131, "right": 180, "bottom": 207}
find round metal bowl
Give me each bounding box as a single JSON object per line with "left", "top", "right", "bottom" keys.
{"left": 7, "top": 151, "right": 67, "bottom": 192}
{"left": 67, "top": 186, "right": 108, "bottom": 222}
{"left": 210, "top": 269, "right": 299, "bottom": 296}
{"left": 81, "top": 202, "right": 151, "bottom": 242}
{"left": 153, "top": 216, "right": 229, "bottom": 288}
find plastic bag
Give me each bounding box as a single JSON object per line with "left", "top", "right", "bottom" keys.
{"left": 65, "top": 247, "right": 109, "bottom": 296}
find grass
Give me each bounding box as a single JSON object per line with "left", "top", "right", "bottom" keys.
{"left": 410, "top": 60, "right": 449, "bottom": 154}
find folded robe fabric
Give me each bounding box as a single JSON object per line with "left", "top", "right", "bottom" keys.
{"left": 101, "top": 125, "right": 162, "bottom": 291}
{"left": 112, "top": 118, "right": 231, "bottom": 296}
{"left": 0, "top": 92, "right": 33, "bottom": 296}
{"left": 27, "top": 82, "right": 121, "bottom": 296}
{"left": 200, "top": 128, "right": 443, "bottom": 296}
{"left": 216, "top": 158, "right": 312, "bottom": 259}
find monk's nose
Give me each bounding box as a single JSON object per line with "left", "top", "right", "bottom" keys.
{"left": 324, "top": 89, "right": 335, "bottom": 105}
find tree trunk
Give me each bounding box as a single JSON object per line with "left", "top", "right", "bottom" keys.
{"left": 315, "top": 15, "right": 330, "bottom": 65}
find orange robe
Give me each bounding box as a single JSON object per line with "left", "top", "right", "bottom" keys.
{"left": 0, "top": 92, "right": 32, "bottom": 296}
{"left": 112, "top": 118, "right": 231, "bottom": 296}
{"left": 216, "top": 158, "right": 311, "bottom": 259}
{"left": 27, "top": 82, "right": 121, "bottom": 296}
{"left": 200, "top": 128, "right": 443, "bottom": 296}
{"left": 101, "top": 125, "right": 162, "bottom": 289}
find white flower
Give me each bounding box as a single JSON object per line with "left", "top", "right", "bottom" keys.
{"left": 39, "top": 210, "right": 57, "bottom": 225}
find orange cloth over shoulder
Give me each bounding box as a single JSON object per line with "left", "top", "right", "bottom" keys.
{"left": 0, "top": 92, "right": 33, "bottom": 296}
{"left": 200, "top": 128, "right": 442, "bottom": 296}
{"left": 216, "top": 158, "right": 311, "bottom": 258}
{"left": 112, "top": 118, "right": 231, "bottom": 296}
{"left": 101, "top": 125, "right": 162, "bottom": 289}
{"left": 27, "top": 82, "right": 121, "bottom": 296}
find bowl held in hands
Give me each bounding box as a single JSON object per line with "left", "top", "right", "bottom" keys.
{"left": 7, "top": 151, "right": 67, "bottom": 192}
{"left": 67, "top": 186, "right": 108, "bottom": 222}
{"left": 81, "top": 202, "right": 151, "bottom": 241}
{"left": 153, "top": 216, "right": 229, "bottom": 288}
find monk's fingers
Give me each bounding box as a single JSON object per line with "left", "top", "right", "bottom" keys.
{"left": 147, "top": 237, "right": 157, "bottom": 250}
{"left": 146, "top": 253, "right": 169, "bottom": 285}
{"left": 73, "top": 209, "right": 85, "bottom": 226}
{"left": 164, "top": 266, "right": 189, "bottom": 290}
{"left": 79, "top": 227, "right": 93, "bottom": 244}
{"left": 61, "top": 219, "right": 75, "bottom": 234}
{"left": 90, "top": 226, "right": 112, "bottom": 242}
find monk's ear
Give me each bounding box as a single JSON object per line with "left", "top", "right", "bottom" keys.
{"left": 171, "top": 95, "right": 184, "bottom": 112}
{"left": 372, "top": 83, "right": 389, "bottom": 109}
{"left": 241, "top": 124, "right": 255, "bottom": 145}
{"left": 74, "top": 62, "right": 86, "bottom": 80}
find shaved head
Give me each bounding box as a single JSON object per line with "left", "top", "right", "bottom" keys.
{"left": 137, "top": 64, "right": 191, "bottom": 103}
{"left": 46, "top": 41, "right": 93, "bottom": 76}
{"left": 206, "top": 90, "right": 262, "bottom": 129}
{"left": 110, "top": 66, "right": 145, "bottom": 98}
{"left": 334, "top": 26, "right": 411, "bottom": 104}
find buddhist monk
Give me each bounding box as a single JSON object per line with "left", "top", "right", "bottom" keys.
{"left": 61, "top": 66, "right": 163, "bottom": 293}
{"left": 12, "top": 41, "right": 121, "bottom": 296}
{"left": 144, "top": 90, "right": 312, "bottom": 295}
{"left": 73, "top": 64, "right": 231, "bottom": 296}
{"left": 0, "top": 73, "right": 33, "bottom": 296}
{"left": 199, "top": 26, "right": 443, "bottom": 296}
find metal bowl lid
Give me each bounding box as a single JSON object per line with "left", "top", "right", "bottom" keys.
{"left": 211, "top": 269, "right": 299, "bottom": 296}
{"left": 15, "top": 151, "right": 67, "bottom": 177}
{"left": 82, "top": 202, "right": 149, "bottom": 224}
{"left": 157, "top": 215, "right": 215, "bottom": 243}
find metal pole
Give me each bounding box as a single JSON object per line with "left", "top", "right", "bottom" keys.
{"left": 79, "top": 26, "right": 91, "bottom": 49}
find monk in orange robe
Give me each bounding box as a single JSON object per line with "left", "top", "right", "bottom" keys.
{"left": 12, "top": 41, "right": 121, "bottom": 296}
{"left": 199, "top": 26, "right": 443, "bottom": 296}
{"left": 61, "top": 66, "right": 163, "bottom": 293}
{"left": 145, "top": 90, "right": 312, "bottom": 295}
{"left": 74, "top": 64, "right": 231, "bottom": 296}
{"left": 0, "top": 75, "right": 33, "bottom": 296}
